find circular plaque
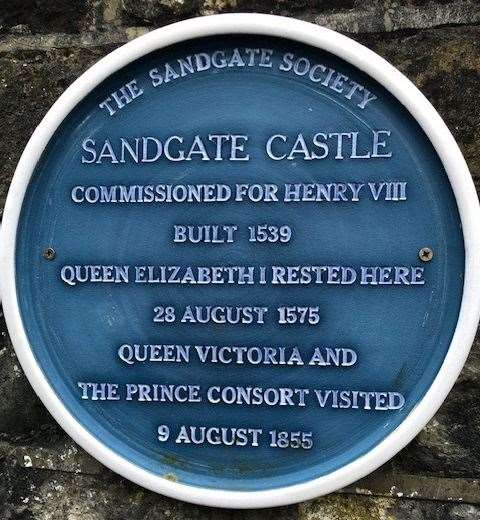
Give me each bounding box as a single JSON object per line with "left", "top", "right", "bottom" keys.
{"left": 1, "top": 14, "right": 480, "bottom": 509}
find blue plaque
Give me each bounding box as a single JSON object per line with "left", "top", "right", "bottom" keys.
{"left": 1, "top": 14, "right": 480, "bottom": 508}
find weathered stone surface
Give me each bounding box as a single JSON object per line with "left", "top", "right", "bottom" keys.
{"left": 300, "top": 0, "right": 480, "bottom": 34}
{"left": 120, "top": 0, "right": 480, "bottom": 33}
{"left": 459, "top": 333, "right": 480, "bottom": 385}
{"left": 0, "top": 436, "right": 103, "bottom": 475}
{"left": 343, "top": 470, "right": 480, "bottom": 504}
{"left": 301, "top": 494, "right": 480, "bottom": 520}
{"left": 2, "top": 465, "right": 480, "bottom": 520}
{"left": 0, "top": 315, "right": 50, "bottom": 434}
{"left": 390, "top": 382, "right": 480, "bottom": 478}
{"left": 0, "top": 30, "right": 137, "bottom": 52}
{"left": 0, "top": 466, "right": 299, "bottom": 520}
{"left": 122, "top": 0, "right": 200, "bottom": 22}
{"left": 0, "top": 45, "right": 116, "bottom": 208}
{"left": 121, "top": 0, "right": 346, "bottom": 24}
{"left": 0, "top": 0, "right": 93, "bottom": 34}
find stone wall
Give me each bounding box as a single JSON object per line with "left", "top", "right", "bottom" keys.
{"left": 1, "top": 1, "right": 479, "bottom": 518}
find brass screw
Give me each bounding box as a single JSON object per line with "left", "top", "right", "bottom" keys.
{"left": 43, "top": 247, "right": 56, "bottom": 261}
{"left": 419, "top": 247, "right": 433, "bottom": 262}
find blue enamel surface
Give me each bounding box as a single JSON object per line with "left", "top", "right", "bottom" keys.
{"left": 16, "top": 36, "right": 464, "bottom": 490}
